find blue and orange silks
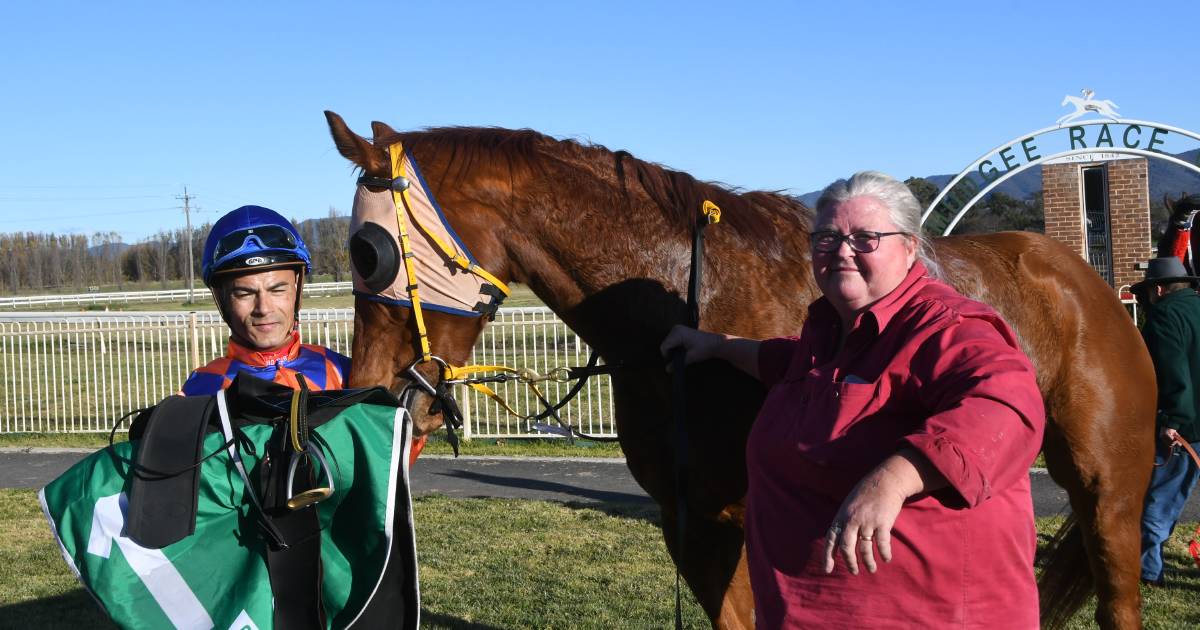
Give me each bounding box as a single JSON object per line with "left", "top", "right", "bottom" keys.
{"left": 181, "top": 331, "right": 351, "bottom": 396}
{"left": 180, "top": 332, "right": 435, "bottom": 464}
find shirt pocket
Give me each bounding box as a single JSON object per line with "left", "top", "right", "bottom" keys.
{"left": 798, "top": 378, "right": 879, "bottom": 447}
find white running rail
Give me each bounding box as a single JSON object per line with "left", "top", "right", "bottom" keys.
{"left": 0, "top": 282, "right": 353, "bottom": 309}
{"left": 0, "top": 307, "right": 616, "bottom": 439}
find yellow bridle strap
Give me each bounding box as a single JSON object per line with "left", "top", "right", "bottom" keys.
{"left": 389, "top": 144, "right": 433, "bottom": 362}
{"left": 463, "top": 379, "right": 555, "bottom": 422}
{"left": 388, "top": 141, "right": 511, "bottom": 298}
{"left": 442, "top": 363, "right": 572, "bottom": 421}
{"left": 442, "top": 363, "right": 519, "bottom": 381}
{"left": 465, "top": 382, "right": 525, "bottom": 418}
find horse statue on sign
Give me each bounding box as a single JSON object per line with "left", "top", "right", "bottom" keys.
{"left": 325, "top": 111, "right": 1154, "bottom": 630}
{"left": 1057, "top": 89, "right": 1122, "bottom": 125}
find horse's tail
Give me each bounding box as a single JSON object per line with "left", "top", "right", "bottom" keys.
{"left": 1037, "top": 513, "right": 1094, "bottom": 629}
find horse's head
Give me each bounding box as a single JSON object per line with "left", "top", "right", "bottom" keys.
{"left": 324, "top": 111, "right": 513, "bottom": 438}
{"left": 1166, "top": 191, "right": 1200, "bottom": 228}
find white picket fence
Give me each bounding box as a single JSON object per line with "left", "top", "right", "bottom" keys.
{"left": 0, "top": 307, "right": 616, "bottom": 439}
{"left": 0, "top": 282, "right": 354, "bottom": 309}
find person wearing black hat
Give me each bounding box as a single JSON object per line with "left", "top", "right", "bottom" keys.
{"left": 1134, "top": 256, "right": 1200, "bottom": 586}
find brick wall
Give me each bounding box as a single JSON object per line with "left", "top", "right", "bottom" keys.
{"left": 1041, "top": 159, "right": 1151, "bottom": 291}
{"left": 1043, "top": 163, "right": 1084, "bottom": 256}
{"left": 1107, "top": 159, "right": 1153, "bottom": 291}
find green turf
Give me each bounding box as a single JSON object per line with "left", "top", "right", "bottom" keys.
{"left": 2, "top": 488, "right": 1196, "bottom": 628}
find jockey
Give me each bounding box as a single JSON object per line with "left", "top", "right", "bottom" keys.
{"left": 181, "top": 205, "right": 351, "bottom": 395}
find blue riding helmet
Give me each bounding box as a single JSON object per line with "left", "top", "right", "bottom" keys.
{"left": 201, "top": 205, "right": 312, "bottom": 286}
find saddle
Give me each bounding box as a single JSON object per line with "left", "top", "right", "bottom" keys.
{"left": 41, "top": 374, "right": 421, "bottom": 630}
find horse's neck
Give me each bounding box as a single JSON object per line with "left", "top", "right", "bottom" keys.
{"left": 500, "top": 189, "right": 817, "bottom": 358}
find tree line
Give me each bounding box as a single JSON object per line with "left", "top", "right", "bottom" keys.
{"left": 904, "top": 177, "right": 1169, "bottom": 240}
{"left": 0, "top": 209, "right": 351, "bottom": 295}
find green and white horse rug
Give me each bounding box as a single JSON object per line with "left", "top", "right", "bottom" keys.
{"left": 40, "top": 375, "right": 420, "bottom": 629}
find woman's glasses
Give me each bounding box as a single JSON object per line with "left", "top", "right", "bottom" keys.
{"left": 811, "top": 230, "right": 909, "bottom": 253}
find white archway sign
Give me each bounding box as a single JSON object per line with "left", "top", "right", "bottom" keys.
{"left": 921, "top": 94, "right": 1200, "bottom": 236}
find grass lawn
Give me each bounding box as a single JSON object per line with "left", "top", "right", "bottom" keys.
{"left": 1, "top": 489, "right": 1197, "bottom": 628}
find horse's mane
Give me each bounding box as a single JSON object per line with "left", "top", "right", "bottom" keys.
{"left": 378, "top": 126, "right": 811, "bottom": 245}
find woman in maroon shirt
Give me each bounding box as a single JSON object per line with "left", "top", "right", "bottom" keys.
{"left": 662, "top": 171, "right": 1045, "bottom": 628}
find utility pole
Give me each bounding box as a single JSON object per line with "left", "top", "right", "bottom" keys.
{"left": 177, "top": 187, "right": 195, "bottom": 304}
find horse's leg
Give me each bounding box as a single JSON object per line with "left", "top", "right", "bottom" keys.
{"left": 613, "top": 374, "right": 756, "bottom": 629}
{"left": 660, "top": 506, "right": 754, "bottom": 630}
{"left": 1042, "top": 381, "right": 1153, "bottom": 630}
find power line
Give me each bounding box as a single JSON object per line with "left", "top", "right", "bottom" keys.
{"left": 0, "top": 206, "right": 181, "bottom": 224}
{"left": 0, "top": 184, "right": 175, "bottom": 190}
{"left": 0, "top": 195, "right": 168, "bottom": 201}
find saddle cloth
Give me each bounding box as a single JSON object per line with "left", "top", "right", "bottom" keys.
{"left": 39, "top": 375, "right": 420, "bottom": 630}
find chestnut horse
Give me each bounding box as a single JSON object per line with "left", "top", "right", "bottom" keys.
{"left": 325, "top": 112, "right": 1155, "bottom": 629}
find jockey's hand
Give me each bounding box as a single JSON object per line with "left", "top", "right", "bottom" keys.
{"left": 1162, "top": 426, "right": 1182, "bottom": 445}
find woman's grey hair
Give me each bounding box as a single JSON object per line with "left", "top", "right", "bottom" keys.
{"left": 815, "top": 170, "right": 942, "bottom": 278}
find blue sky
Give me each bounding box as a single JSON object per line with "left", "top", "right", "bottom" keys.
{"left": 1, "top": 1, "right": 1196, "bottom": 242}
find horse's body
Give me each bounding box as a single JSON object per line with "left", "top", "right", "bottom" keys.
{"left": 326, "top": 113, "right": 1155, "bottom": 629}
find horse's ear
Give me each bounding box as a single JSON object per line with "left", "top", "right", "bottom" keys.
{"left": 1165, "top": 192, "right": 1174, "bottom": 213}
{"left": 371, "top": 121, "right": 398, "bottom": 145}
{"left": 324, "top": 110, "right": 388, "bottom": 176}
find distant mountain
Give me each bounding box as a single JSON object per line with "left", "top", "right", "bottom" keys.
{"left": 88, "top": 242, "right": 129, "bottom": 258}
{"left": 798, "top": 149, "right": 1200, "bottom": 207}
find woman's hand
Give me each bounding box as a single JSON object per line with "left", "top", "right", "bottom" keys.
{"left": 823, "top": 468, "right": 906, "bottom": 575}
{"left": 659, "top": 325, "right": 728, "bottom": 365}
{"left": 660, "top": 326, "right": 763, "bottom": 378}
{"left": 823, "top": 449, "right": 947, "bottom": 575}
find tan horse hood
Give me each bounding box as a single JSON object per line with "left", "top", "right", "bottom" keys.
{"left": 349, "top": 147, "right": 505, "bottom": 318}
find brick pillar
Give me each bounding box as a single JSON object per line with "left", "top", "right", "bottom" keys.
{"left": 1107, "top": 159, "right": 1153, "bottom": 291}
{"left": 1040, "top": 159, "right": 1151, "bottom": 290}
{"left": 1042, "top": 163, "right": 1085, "bottom": 255}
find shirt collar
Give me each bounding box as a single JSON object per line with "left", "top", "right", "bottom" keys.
{"left": 227, "top": 330, "right": 302, "bottom": 366}
{"left": 859, "top": 260, "right": 931, "bottom": 333}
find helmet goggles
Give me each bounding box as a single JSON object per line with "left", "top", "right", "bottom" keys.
{"left": 213, "top": 224, "right": 300, "bottom": 263}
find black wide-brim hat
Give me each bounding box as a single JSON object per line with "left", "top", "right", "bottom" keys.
{"left": 1131, "top": 257, "right": 1200, "bottom": 293}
